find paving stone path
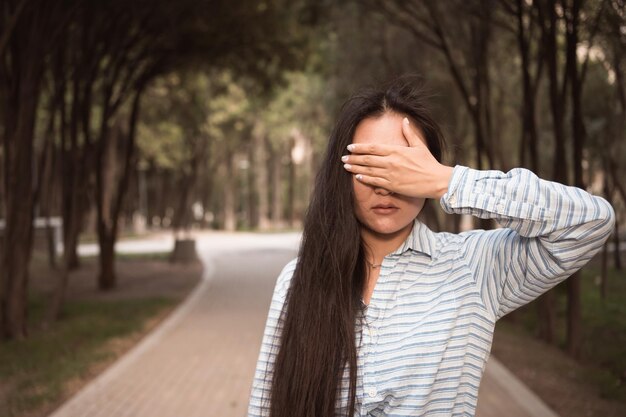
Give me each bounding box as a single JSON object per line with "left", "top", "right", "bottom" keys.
{"left": 49, "top": 232, "right": 559, "bottom": 417}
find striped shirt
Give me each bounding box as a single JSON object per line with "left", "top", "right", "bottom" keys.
{"left": 247, "top": 165, "right": 615, "bottom": 416}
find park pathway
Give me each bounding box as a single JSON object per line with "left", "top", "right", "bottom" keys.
{"left": 49, "top": 232, "right": 559, "bottom": 417}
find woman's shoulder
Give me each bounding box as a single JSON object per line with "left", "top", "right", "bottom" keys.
{"left": 281, "top": 257, "right": 298, "bottom": 276}
{"left": 274, "top": 257, "right": 299, "bottom": 293}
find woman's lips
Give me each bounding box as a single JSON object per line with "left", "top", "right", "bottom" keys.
{"left": 372, "top": 207, "right": 399, "bottom": 214}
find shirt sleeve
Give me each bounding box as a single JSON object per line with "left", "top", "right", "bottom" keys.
{"left": 440, "top": 165, "right": 615, "bottom": 321}
{"left": 247, "top": 257, "right": 298, "bottom": 417}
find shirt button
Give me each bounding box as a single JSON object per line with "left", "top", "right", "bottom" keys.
{"left": 449, "top": 195, "right": 457, "bottom": 205}
{"left": 367, "top": 387, "right": 377, "bottom": 397}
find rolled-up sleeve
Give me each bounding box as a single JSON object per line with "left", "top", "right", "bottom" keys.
{"left": 440, "top": 165, "right": 615, "bottom": 321}
{"left": 247, "top": 258, "right": 298, "bottom": 416}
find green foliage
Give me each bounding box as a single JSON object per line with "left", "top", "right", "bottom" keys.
{"left": 138, "top": 70, "right": 254, "bottom": 172}
{"left": 206, "top": 71, "right": 253, "bottom": 152}
{"left": 107, "top": 0, "right": 626, "bottom": 231}
{"left": 578, "top": 266, "right": 626, "bottom": 400}
{"left": 138, "top": 121, "right": 186, "bottom": 170}
{"left": 583, "top": 58, "right": 626, "bottom": 172}
{"left": 262, "top": 71, "right": 333, "bottom": 155}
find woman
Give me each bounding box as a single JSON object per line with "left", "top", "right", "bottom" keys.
{"left": 247, "top": 77, "right": 615, "bottom": 417}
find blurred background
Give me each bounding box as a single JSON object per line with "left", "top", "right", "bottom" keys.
{"left": 0, "top": 0, "right": 625, "bottom": 416}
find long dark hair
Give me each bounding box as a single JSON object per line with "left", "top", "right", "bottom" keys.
{"left": 269, "top": 76, "right": 446, "bottom": 416}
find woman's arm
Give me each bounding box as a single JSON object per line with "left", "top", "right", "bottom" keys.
{"left": 341, "top": 119, "right": 615, "bottom": 321}
{"left": 247, "top": 258, "right": 297, "bottom": 416}
{"left": 440, "top": 165, "right": 615, "bottom": 321}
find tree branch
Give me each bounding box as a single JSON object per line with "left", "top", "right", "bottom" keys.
{"left": 0, "top": 0, "right": 29, "bottom": 59}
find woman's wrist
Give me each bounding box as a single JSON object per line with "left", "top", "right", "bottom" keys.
{"left": 432, "top": 164, "right": 454, "bottom": 199}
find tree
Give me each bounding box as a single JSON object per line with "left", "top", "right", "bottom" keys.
{"left": 261, "top": 71, "right": 332, "bottom": 227}
{"left": 370, "top": 1, "right": 499, "bottom": 170}
{"left": 533, "top": 0, "right": 607, "bottom": 357}
{"left": 1, "top": 0, "right": 317, "bottom": 336}
{"left": 0, "top": 0, "right": 71, "bottom": 339}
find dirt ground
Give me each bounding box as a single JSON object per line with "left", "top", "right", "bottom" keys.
{"left": 491, "top": 322, "right": 626, "bottom": 417}
{"left": 29, "top": 255, "right": 202, "bottom": 302}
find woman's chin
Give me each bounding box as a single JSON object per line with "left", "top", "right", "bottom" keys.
{"left": 363, "top": 220, "right": 411, "bottom": 236}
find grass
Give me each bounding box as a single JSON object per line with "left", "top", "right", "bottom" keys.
{"left": 115, "top": 251, "right": 171, "bottom": 261}
{"left": 507, "top": 264, "right": 626, "bottom": 402}
{"left": 79, "top": 251, "right": 171, "bottom": 262}
{"left": 579, "top": 266, "right": 626, "bottom": 400}
{"left": 0, "top": 292, "right": 177, "bottom": 417}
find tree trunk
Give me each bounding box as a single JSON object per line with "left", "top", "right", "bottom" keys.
{"left": 96, "top": 121, "right": 118, "bottom": 289}
{"left": 170, "top": 239, "right": 198, "bottom": 263}
{"left": 474, "top": 145, "right": 494, "bottom": 231}
{"left": 565, "top": 0, "right": 584, "bottom": 358}
{"left": 566, "top": 270, "right": 582, "bottom": 357}
{"left": 0, "top": 19, "right": 45, "bottom": 338}
{"left": 95, "top": 84, "right": 145, "bottom": 290}
{"left": 246, "top": 145, "right": 256, "bottom": 229}
{"left": 536, "top": 0, "right": 569, "bottom": 184}
{"left": 423, "top": 2, "right": 496, "bottom": 170}
{"left": 610, "top": 45, "right": 624, "bottom": 272}
{"left": 531, "top": 0, "right": 571, "bottom": 346}
{"left": 49, "top": 213, "right": 81, "bottom": 316}
{"left": 270, "top": 143, "right": 283, "bottom": 228}
{"left": 253, "top": 131, "right": 270, "bottom": 230}
{"left": 515, "top": 0, "right": 540, "bottom": 172}
{"left": 64, "top": 227, "right": 80, "bottom": 269}
{"left": 536, "top": 290, "right": 556, "bottom": 343}
{"left": 223, "top": 150, "right": 236, "bottom": 231}
{"left": 613, "top": 216, "right": 621, "bottom": 270}
{"left": 98, "top": 232, "right": 116, "bottom": 290}
{"left": 38, "top": 113, "right": 59, "bottom": 269}
{"left": 600, "top": 171, "right": 612, "bottom": 300}
{"left": 199, "top": 164, "right": 215, "bottom": 229}
{"left": 287, "top": 137, "right": 296, "bottom": 228}
{"left": 172, "top": 173, "right": 194, "bottom": 237}
{"left": 601, "top": 239, "right": 608, "bottom": 300}
{"left": 61, "top": 57, "right": 87, "bottom": 274}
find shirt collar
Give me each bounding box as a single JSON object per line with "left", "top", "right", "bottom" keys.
{"left": 390, "top": 217, "right": 437, "bottom": 258}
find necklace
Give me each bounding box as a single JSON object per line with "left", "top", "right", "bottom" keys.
{"left": 366, "top": 259, "right": 382, "bottom": 268}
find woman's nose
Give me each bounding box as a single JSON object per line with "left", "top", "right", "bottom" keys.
{"left": 374, "top": 187, "right": 394, "bottom": 196}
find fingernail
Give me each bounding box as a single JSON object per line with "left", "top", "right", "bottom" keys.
{"left": 343, "top": 163, "right": 352, "bottom": 170}
{"left": 356, "top": 174, "right": 363, "bottom": 180}
{"left": 403, "top": 117, "right": 409, "bottom": 125}
{"left": 341, "top": 155, "right": 348, "bottom": 162}
{"left": 347, "top": 144, "right": 355, "bottom": 151}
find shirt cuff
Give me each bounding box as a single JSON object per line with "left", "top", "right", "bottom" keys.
{"left": 439, "top": 165, "right": 555, "bottom": 223}
{"left": 439, "top": 165, "right": 470, "bottom": 212}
